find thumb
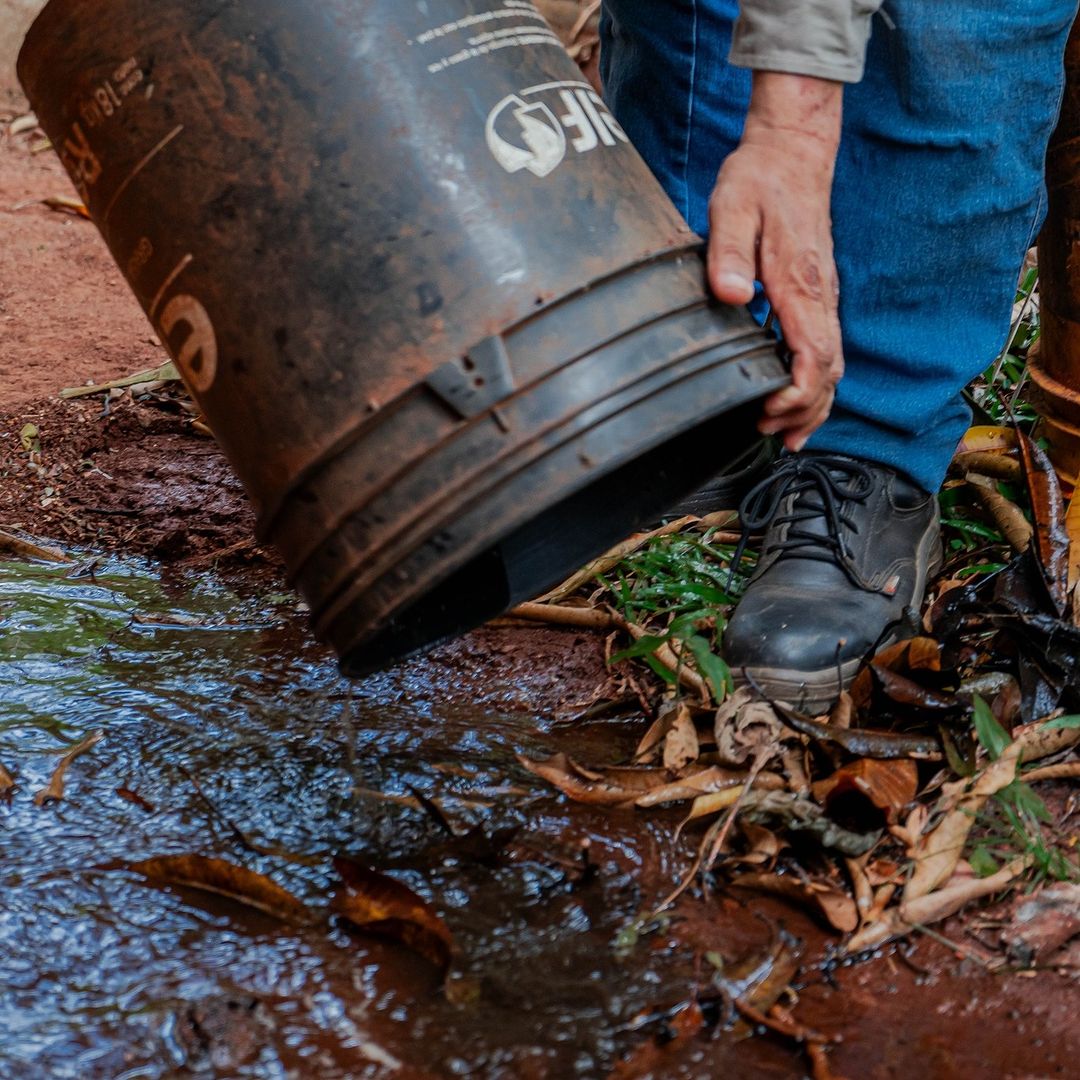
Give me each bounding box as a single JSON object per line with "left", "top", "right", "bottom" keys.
{"left": 707, "top": 201, "right": 759, "bottom": 306}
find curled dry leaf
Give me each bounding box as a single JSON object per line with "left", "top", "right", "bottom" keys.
{"left": 811, "top": 758, "right": 919, "bottom": 826}
{"left": 128, "top": 854, "right": 314, "bottom": 926}
{"left": 731, "top": 872, "right": 859, "bottom": 933}
{"left": 34, "top": 729, "right": 104, "bottom": 806}
{"left": 332, "top": 856, "right": 454, "bottom": 975}
{"left": 715, "top": 688, "right": 787, "bottom": 766}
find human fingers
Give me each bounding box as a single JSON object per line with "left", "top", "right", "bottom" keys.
{"left": 706, "top": 167, "right": 760, "bottom": 306}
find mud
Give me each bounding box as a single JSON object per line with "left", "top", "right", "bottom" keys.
{"left": 1, "top": 105, "right": 1078, "bottom": 1080}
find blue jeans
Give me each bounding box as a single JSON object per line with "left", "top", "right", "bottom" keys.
{"left": 601, "top": 0, "right": 1078, "bottom": 493}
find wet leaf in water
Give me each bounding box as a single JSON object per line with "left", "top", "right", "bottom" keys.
{"left": 115, "top": 785, "right": 155, "bottom": 812}
{"left": 0, "top": 762, "right": 15, "bottom": 797}
{"left": 517, "top": 751, "right": 671, "bottom": 806}
{"left": 332, "top": 856, "right": 454, "bottom": 975}
{"left": 128, "top": 855, "right": 314, "bottom": 926}
{"left": 608, "top": 1001, "right": 704, "bottom": 1079}
{"left": 33, "top": 729, "right": 104, "bottom": 806}
{"left": 811, "top": 758, "right": 918, "bottom": 826}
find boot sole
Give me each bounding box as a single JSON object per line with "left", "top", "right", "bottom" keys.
{"left": 731, "top": 518, "right": 945, "bottom": 715}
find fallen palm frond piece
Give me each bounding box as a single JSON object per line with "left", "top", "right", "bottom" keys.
{"left": 60, "top": 360, "right": 180, "bottom": 399}
{"left": 0, "top": 528, "right": 70, "bottom": 564}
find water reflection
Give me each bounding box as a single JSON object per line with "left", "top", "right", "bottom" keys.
{"left": 0, "top": 556, "right": 721, "bottom": 1078}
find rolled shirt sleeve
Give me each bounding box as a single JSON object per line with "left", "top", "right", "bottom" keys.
{"left": 730, "top": 1, "right": 885, "bottom": 83}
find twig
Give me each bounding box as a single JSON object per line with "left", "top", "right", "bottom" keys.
{"left": 1022, "top": 761, "right": 1080, "bottom": 783}
{"left": 33, "top": 730, "right": 104, "bottom": 805}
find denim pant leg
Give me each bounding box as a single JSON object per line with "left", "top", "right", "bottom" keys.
{"left": 601, "top": 0, "right": 1078, "bottom": 494}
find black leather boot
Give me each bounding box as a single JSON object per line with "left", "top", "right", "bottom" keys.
{"left": 722, "top": 452, "right": 943, "bottom": 713}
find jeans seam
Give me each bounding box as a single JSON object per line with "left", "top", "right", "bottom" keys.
{"left": 681, "top": 0, "right": 698, "bottom": 219}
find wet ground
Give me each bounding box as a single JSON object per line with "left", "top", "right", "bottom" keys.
{"left": 3, "top": 554, "right": 1078, "bottom": 1079}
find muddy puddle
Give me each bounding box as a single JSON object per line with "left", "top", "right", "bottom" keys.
{"left": 0, "top": 556, "right": 787, "bottom": 1078}
{"left": 3, "top": 556, "right": 1077, "bottom": 1080}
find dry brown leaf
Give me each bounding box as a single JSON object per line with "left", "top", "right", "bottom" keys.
{"left": 952, "top": 450, "right": 1022, "bottom": 482}
{"left": 1066, "top": 487, "right": 1080, "bottom": 591}
{"left": 34, "top": 729, "right": 104, "bottom": 805}
{"left": 848, "top": 857, "right": 1030, "bottom": 953}
{"left": 733, "top": 872, "right": 859, "bottom": 933}
{"left": 715, "top": 688, "right": 787, "bottom": 766}
{"left": 129, "top": 854, "right": 314, "bottom": 926}
{"left": 811, "top": 758, "right": 919, "bottom": 825}
{"left": 849, "top": 636, "right": 941, "bottom": 710}
{"left": 517, "top": 751, "right": 671, "bottom": 806}
{"left": 663, "top": 703, "right": 699, "bottom": 770}
{"left": 333, "top": 856, "right": 454, "bottom": 974}
{"left": 967, "top": 472, "right": 1033, "bottom": 553}
{"left": 634, "top": 767, "right": 785, "bottom": 808}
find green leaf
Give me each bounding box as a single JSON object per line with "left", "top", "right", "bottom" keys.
{"left": 969, "top": 846, "right": 1000, "bottom": 878}
{"left": 1041, "top": 714, "right": 1080, "bottom": 731}
{"left": 681, "top": 633, "right": 733, "bottom": 703}
{"left": 611, "top": 635, "right": 669, "bottom": 663}
{"left": 972, "top": 695, "right": 1011, "bottom": 761}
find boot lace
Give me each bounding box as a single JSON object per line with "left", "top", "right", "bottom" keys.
{"left": 731, "top": 454, "right": 883, "bottom": 593}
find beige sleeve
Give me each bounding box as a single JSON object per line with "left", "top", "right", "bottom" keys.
{"left": 730, "top": 1, "right": 885, "bottom": 84}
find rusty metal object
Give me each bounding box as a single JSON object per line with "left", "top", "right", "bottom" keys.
{"left": 19, "top": 0, "right": 786, "bottom": 672}
{"left": 1035, "top": 15, "right": 1080, "bottom": 489}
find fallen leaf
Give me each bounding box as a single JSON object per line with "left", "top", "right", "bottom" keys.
{"left": 116, "top": 786, "right": 156, "bottom": 812}
{"left": 849, "top": 637, "right": 942, "bottom": 710}
{"left": 967, "top": 472, "right": 1033, "bottom": 553}
{"left": 957, "top": 425, "right": 1017, "bottom": 454}
{"left": 0, "top": 762, "right": 15, "bottom": 796}
{"left": 34, "top": 729, "right": 104, "bottom": 805}
{"left": 663, "top": 703, "right": 700, "bottom": 770}
{"left": 1017, "top": 433, "right": 1070, "bottom": 613}
{"left": 715, "top": 688, "right": 787, "bottom": 766}
{"left": 732, "top": 872, "right": 859, "bottom": 933}
{"left": 517, "top": 751, "right": 671, "bottom": 806}
{"left": 634, "top": 766, "right": 784, "bottom": 808}
{"left": 812, "top": 758, "right": 919, "bottom": 826}
{"left": 333, "top": 856, "right": 454, "bottom": 974}
{"left": 128, "top": 854, "right": 314, "bottom": 925}
{"left": 608, "top": 1001, "right": 703, "bottom": 1079}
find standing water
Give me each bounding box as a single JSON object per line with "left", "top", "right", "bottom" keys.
{"left": 0, "top": 555, "right": 806, "bottom": 1078}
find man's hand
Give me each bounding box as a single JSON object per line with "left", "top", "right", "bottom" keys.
{"left": 707, "top": 72, "right": 844, "bottom": 452}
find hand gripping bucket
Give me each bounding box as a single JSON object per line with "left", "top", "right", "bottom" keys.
{"left": 18, "top": 0, "right": 788, "bottom": 673}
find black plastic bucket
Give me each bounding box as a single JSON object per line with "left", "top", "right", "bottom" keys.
{"left": 18, "top": 0, "right": 787, "bottom": 673}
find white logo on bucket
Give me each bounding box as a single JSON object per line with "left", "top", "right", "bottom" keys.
{"left": 160, "top": 293, "right": 218, "bottom": 395}
{"left": 485, "top": 81, "right": 627, "bottom": 178}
